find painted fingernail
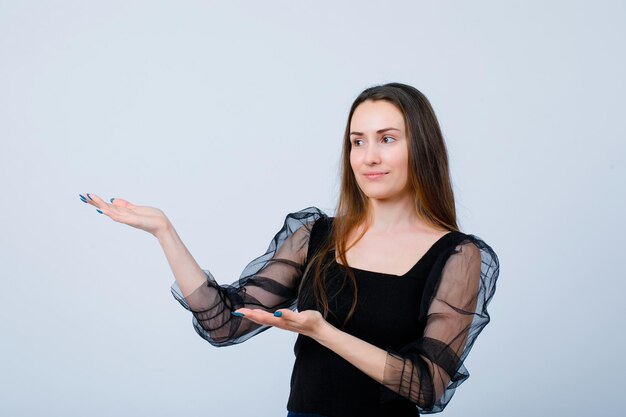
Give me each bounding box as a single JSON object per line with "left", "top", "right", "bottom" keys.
{"left": 110, "top": 198, "right": 115, "bottom": 203}
{"left": 96, "top": 209, "right": 103, "bottom": 214}
{"left": 274, "top": 311, "right": 283, "bottom": 317}
{"left": 87, "top": 193, "right": 93, "bottom": 201}
{"left": 79, "top": 195, "right": 87, "bottom": 203}
{"left": 231, "top": 311, "right": 245, "bottom": 317}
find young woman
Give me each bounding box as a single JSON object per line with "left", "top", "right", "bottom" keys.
{"left": 79, "top": 82, "right": 500, "bottom": 417}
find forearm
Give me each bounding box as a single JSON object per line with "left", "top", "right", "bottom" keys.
{"left": 156, "top": 221, "right": 207, "bottom": 298}
{"left": 314, "top": 322, "right": 388, "bottom": 384}
{"left": 313, "top": 324, "right": 443, "bottom": 408}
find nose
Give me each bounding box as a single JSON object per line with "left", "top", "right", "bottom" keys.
{"left": 364, "top": 141, "right": 381, "bottom": 165}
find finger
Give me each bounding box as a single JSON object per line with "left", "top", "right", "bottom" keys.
{"left": 235, "top": 309, "right": 305, "bottom": 335}
{"left": 273, "top": 309, "right": 299, "bottom": 321}
{"left": 110, "top": 197, "right": 135, "bottom": 209}
{"left": 79, "top": 193, "right": 96, "bottom": 206}
{"left": 79, "top": 193, "right": 109, "bottom": 213}
{"left": 273, "top": 309, "right": 308, "bottom": 333}
{"left": 234, "top": 308, "right": 283, "bottom": 327}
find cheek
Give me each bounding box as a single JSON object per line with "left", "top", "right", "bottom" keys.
{"left": 349, "top": 151, "right": 359, "bottom": 171}
{"left": 399, "top": 144, "right": 410, "bottom": 171}
{"left": 388, "top": 148, "right": 408, "bottom": 170}
{"left": 390, "top": 148, "right": 410, "bottom": 181}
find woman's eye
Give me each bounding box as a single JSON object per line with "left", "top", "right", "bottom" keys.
{"left": 382, "top": 136, "right": 396, "bottom": 144}
{"left": 353, "top": 139, "right": 364, "bottom": 146}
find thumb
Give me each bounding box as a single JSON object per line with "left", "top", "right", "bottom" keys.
{"left": 110, "top": 197, "right": 135, "bottom": 209}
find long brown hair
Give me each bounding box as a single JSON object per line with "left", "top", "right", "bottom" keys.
{"left": 301, "top": 82, "right": 459, "bottom": 326}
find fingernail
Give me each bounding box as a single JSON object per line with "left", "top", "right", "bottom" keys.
{"left": 274, "top": 311, "right": 283, "bottom": 317}
{"left": 110, "top": 198, "right": 115, "bottom": 203}
{"left": 231, "top": 311, "right": 245, "bottom": 317}
{"left": 96, "top": 209, "right": 103, "bottom": 214}
{"left": 79, "top": 195, "right": 87, "bottom": 203}
{"left": 87, "top": 193, "right": 93, "bottom": 201}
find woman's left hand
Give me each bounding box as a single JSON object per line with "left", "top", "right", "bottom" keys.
{"left": 232, "top": 308, "right": 330, "bottom": 340}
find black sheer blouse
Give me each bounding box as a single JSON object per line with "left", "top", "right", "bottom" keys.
{"left": 171, "top": 207, "right": 500, "bottom": 416}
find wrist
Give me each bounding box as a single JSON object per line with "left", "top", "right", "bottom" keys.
{"left": 313, "top": 320, "right": 339, "bottom": 348}
{"left": 155, "top": 219, "right": 175, "bottom": 241}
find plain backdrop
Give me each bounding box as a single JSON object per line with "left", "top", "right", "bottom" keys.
{"left": 1, "top": 1, "right": 624, "bottom": 416}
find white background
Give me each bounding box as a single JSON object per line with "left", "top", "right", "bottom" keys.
{"left": 1, "top": 1, "right": 624, "bottom": 416}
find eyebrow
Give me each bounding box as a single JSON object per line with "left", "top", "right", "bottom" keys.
{"left": 349, "top": 127, "right": 401, "bottom": 136}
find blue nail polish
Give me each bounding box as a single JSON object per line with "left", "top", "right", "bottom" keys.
{"left": 79, "top": 195, "right": 87, "bottom": 203}
{"left": 274, "top": 311, "right": 283, "bottom": 317}
{"left": 96, "top": 209, "right": 103, "bottom": 214}
{"left": 110, "top": 198, "right": 115, "bottom": 203}
{"left": 231, "top": 311, "right": 245, "bottom": 317}
{"left": 87, "top": 193, "right": 93, "bottom": 201}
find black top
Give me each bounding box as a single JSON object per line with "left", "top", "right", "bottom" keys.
{"left": 171, "top": 207, "right": 500, "bottom": 416}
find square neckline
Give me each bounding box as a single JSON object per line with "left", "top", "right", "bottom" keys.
{"left": 332, "top": 230, "right": 458, "bottom": 278}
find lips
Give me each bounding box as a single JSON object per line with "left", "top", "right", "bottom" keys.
{"left": 363, "top": 172, "right": 388, "bottom": 179}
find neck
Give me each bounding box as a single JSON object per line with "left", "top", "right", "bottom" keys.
{"left": 364, "top": 192, "right": 424, "bottom": 232}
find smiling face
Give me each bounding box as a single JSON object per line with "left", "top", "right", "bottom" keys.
{"left": 349, "top": 99, "right": 411, "bottom": 203}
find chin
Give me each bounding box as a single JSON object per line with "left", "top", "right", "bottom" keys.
{"left": 359, "top": 185, "right": 411, "bottom": 202}
{"left": 361, "top": 190, "right": 401, "bottom": 201}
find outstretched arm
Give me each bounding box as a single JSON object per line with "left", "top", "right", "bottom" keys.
{"left": 157, "top": 221, "right": 208, "bottom": 301}
{"left": 170, "top": 207, "right": 326, "bottom": 346}
{"left": 78, "top": 192, "right": 209, "bottom": 299}
{"left": 78, "top": 193, "right": 328, "bottom": 347}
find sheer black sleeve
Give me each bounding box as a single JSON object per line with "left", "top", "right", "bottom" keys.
{"left": 381, "top": 235, "right": 500, "bottom": 413}
{"left": 170, "top": 207, "right": 326, "bottom": 347}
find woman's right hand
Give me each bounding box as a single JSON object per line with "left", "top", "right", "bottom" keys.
{"left": 79, "top": 193, "right": 171, "bottom": 238}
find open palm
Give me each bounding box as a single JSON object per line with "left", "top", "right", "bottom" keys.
{"left": 79, "top": 193, "right": 169, "bottom": 237}
{"left": 233, "top": 308, "right": 329, "bottom": 339}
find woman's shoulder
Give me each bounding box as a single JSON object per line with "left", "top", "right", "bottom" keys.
{"left": 289, "top": 208, "right": 331, "bottom": 232}
{"left": 280, "top": 207, "right": 330, "bottom": 244}
{"left": 284, "top": 206, "right": 328, "bottom": 222}
{"left": 419, "top": 230, "right": 500, "bottom": 319}
{"left": 426, "top": 230, "right": 499, "bottom": 278}
{"left": 440, "top": 231, "right": 500, "bottom": 282}
{"left": 278, "top": 206, "right": 329, "bottom": 231}
{"left": 309, "top": 212, "right": 333, "bottom": 238}
{"left": 447, "top": 231, "right": 497, "bottom": 256}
